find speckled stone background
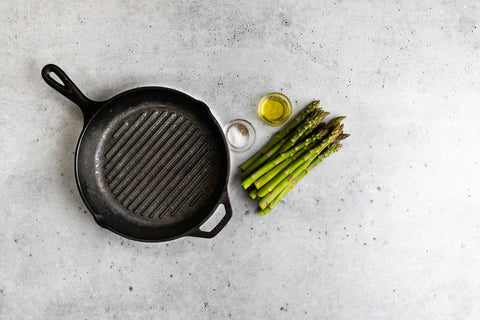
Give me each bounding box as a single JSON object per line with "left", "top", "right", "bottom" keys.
{"left": 1, "top": 1, "right": 480, "bottom": 319}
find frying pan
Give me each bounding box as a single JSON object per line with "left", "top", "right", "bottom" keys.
{"left": 41, "top": 64, "right": 232, "bottom": 242}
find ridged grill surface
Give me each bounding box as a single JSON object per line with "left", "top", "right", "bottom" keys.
{"left": 104, "top": 109, "right": 212, "bottom": 219}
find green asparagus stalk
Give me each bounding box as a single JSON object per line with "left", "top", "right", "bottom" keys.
{"left": 258, "top": 142, "right": 343, "bottom": 210}
{"left": 241, "top": 109, "right": 324, "bottom": 177}
{"left": 256, "top": 124, "right": 343, "bottom": 197}
{"left": 240, "top": 137, "right": 287, "bottom": 179}
{"left": 240, "top": 100, "right": 319, "bottom": 171}
{"left": 253, "top": 126, "right": 331, "bottom": 189}
{"left": 267, "top": 143, "right": 343, "bottom": 212}
{"left": 259, "top": 150, "right": 327, "bottom": 215}
{"left": 336, "top": 133, "right": 350, "bottom": 142}
{"left": 258, "top": 207, "right": 271, "bottom": 216}
{"left": 240, "top": 123, "right": 337, "bottom": 190}
{"left": 325, "top": 116, "right": 346, "bottom": 129}
{"left": 248, "top": 188, "right": 258, "bottom": 200}
{"left": 257, "top": 126, "right": 348, "bottom": 191}
{"left": 289, "top": 115, "right": 344, "bottom": 149}
{"left": 302, "top": 121, "right": 325, "bottom": 140}
{"left": 258, "top": 182, "right": 294, "bottom": 215}
{"left": 273, "top": 110, "right": 329, "bottom": 156}
{"left": 253, "top": 156, "right": 294, "bottom": 189}
{"left": 258, "top": 155, "right": 316, "bottom": 209}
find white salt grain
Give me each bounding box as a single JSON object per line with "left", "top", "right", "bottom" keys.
{"left": 227, "top": 123, "right": 249, "bottom": 148}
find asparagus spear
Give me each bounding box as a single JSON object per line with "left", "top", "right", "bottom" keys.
{"left": 262, "top": 132, "right": 348, "bottom": 206}
{"left": 256, "top": 124, "right": 343, "bottom": 197}
{"left": 254, "top": 123, "right": 348, "bottom": 190}
{"left": 258, "top": 182, "right": 294, "bottom": 215}
{"left": 258, "top": 142, "right": 343, "bottom": 210}
{"left": 336, "top": 133, "right": 350, "bottom": 142}
{"left": 272, "top": 110, "right": 328, "bottom": 156}
{"left": 325, "top": 116, "right": 346, "bottom": 129}
{"left": 285, "top": 116, "right": 344, "bottom": 154}
{"left": 276, "top": 137, "right": 347, "bottom": 202}
{"left": 240, "top": 138, "right": 287, "bottom": 179}
{"left": 258, "top": 156, "right": 317, "bottom": 215}
{"left": 267, "top": 143, "right": 343, "bottom": 213}
{"left": 258, "top": 207, "right": 271, "bottom": 216}
{"left": 241, "top": 109, "right": 323, "bottom": 177}
{"left": 257, "top": 155, "right": 316, "bottom": 209}
{"left": 300, "top": 121, "right": 326, "bottom": 142}
{"left": 240, "top": 100, "right": 319, "bottom": 171}
{"left": 248, "top": 188, "right": 258, "bottom": 200}
{"left": 253, "top": 126, "right": 330, "bottom": 189}
{"left": 240, "top": 123, "right": 337, "bottom": 190}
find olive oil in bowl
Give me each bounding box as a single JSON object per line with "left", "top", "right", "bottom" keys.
{"left": 258, "top": 92, "right": 292, "bottom": 126}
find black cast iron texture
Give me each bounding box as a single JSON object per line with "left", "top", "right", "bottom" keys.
{"left": 41, "top": 64, "right": 232, "bottom": 242}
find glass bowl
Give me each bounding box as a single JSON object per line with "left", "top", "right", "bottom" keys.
{"left": 258, "top": 92, "right": 292, "bottom": 126}
{"left": 224, "top": 119, "right": 256, "bottom": 152}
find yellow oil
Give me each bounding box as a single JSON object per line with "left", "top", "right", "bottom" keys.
{"left": 259, "top": 96, "right": 291, "bottom": 125}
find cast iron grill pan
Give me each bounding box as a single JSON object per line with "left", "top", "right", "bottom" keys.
{"left": 42, "top": 64, "right": 232, "bottom": 242}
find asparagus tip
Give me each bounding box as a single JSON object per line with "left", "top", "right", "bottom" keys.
{"left": 336, "top": 133, "right": 350, "bottom": 141}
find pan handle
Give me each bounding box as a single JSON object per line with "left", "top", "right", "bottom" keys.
{"left": 41, "top": 64, "right": 101, "bottom": 122}
{"left": 189, "top": 190, "right": 233, "bottom": 239}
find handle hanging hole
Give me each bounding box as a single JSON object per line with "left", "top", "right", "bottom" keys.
{"left": 49, "top": 71, "right": 65, "bottom": 87}
{"left": 199, "top": 204, "right": 226, "bottom": 233}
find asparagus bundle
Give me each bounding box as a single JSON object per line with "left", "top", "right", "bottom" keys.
{"left": 240, "top": 101, "right": 349, "bottom": 215}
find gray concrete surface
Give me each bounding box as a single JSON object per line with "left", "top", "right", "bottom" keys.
{"left": 1, "top": 1, "right": 480, "bottom": 319}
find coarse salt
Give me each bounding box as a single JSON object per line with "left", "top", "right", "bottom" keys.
{"left": 227, "top": 123, "right": 249, "bottom": 148}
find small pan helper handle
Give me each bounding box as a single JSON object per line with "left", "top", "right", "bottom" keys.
{"left": 41, "top": 64, "right": 101, "bottom": 123}
{"left": 189, "top": 191, "right": 233, "bottom": 238}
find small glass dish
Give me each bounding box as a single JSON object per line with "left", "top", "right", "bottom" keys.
{"left": 258, "top": 92, "right": 292, "bottom": 126}
{"left": 224, "top": 119, "right": 256, "bottom": 152}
